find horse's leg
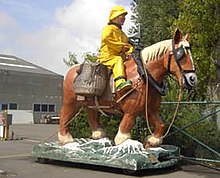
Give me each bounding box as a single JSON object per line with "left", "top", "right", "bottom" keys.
{"left": 145, "top": 109, "right": 165, "bottom": 148}
{"left": 87, "top": 109, "right": 106, "bottom": 139}
{"left": 114, "top": 113, "right": 135, "bottom": 145}
{"left": 58, "top": 87, "right": 80, "bottom": 145}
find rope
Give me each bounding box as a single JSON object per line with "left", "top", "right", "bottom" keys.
{"left": 144, "top": 62, "right": 153, "bottom": 135}
{"left": 143, "top": 55, "right": 183, "bottom": 139}
{"left": 0, "top": 154, "right": 31, "bottom": 159}
{"left": 116, "top": 87, "right": 135, "bottom": 103}
{"left": 94, "top": 96, "right": 109, "bottom": 117}
{"left": 161, "top": 88, "right": 182, "bottom": 138}
{"left": 40, "top": 107, "right": 84, "bottom": 143}
{"left": 116, "top": 78, "right": 143, "bottom": 103}
{"left": 0, "top": 109, "right": 85, "bottom": 160}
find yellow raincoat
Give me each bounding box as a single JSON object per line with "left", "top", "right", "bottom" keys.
{"left": 99, "top": 6, "right": 133, "bottom": 90}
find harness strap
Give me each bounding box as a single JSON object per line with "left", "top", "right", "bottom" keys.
{"left": 167, "top": 54, "right": 172, "bottom": 74}
{"left": 168, "top": 48, "right": 195, "bottom": 75}
{"left": 183, "top": 70, "right": 196, "bottom": 73}
{"left": 145, "top": 69, "right": 167, "bottom": 96}
{"left": 133, "top": 52, "right": 146, "bottom": 80}
{"left": 94, "top": 96, "right": 109, "bottom": 117}
{"left": 114, "top": 76, "right": 126, "bottom": 82}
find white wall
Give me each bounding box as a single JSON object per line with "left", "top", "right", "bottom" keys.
{"left": 8, "top": 110, "right": 34, "bottom": 124}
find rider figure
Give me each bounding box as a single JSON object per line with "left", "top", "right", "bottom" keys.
{"left": 98, "top": 5, "right": 133, "bottom": 92}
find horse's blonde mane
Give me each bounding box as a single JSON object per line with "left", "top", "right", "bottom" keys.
{"left": 141, "top": 39, "right": 172, "bottom": 63}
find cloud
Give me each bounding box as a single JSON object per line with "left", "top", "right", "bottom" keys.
{"left": 0, "top": 12, "right": 17, "bottom": 29}
{"left": 0, "top": 12, "right": 20, "bottom": 54}
{"left": 0, "top": 0, "right": 134, "bottom": 75}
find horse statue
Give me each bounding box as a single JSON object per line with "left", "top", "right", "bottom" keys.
{"left": 58, "top": 29, "right": 197, "bottom": 148}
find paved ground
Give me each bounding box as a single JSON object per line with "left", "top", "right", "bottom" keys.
{"left": 0, "top": 124, "right": 219, "bottom": 178}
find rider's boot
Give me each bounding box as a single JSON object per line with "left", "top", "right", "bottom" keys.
{"left": 113, "top": 58, "right": 132, "bottom": 92}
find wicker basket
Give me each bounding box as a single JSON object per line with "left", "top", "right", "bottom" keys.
{"left": 73, "top": 62, "right": 109, "bottom": 97}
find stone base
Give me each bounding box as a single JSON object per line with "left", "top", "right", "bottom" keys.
{"left": 32, "top": 138, "right": 179, "bottom": 171}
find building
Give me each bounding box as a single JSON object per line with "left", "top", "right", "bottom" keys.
{"left": 0, "top": 54, "right": 63, "bottom": 123}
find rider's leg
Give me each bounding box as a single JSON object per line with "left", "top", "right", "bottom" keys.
{"left": 112, "top": 56, "right": 132, "bottom": 91}
{"left": 99, "top": 56, "right": 132, "bottom": 92}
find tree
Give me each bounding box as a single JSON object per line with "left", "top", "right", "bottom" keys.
{"left": 63, "top": 51, "right": 78, "bottom": 67}
{"left": 173, "top": 0, "right": 220, "bottom": 100}
{"left": 83, "top": 52, "right": 98, "bottom": 63}
{"left": 131, "top": 0, "right": 220, "bottom": 100}
{"left": 63, "top": 51, "right": 98, "bottom": 67}
{"left": 130, "top": 0, "right": 180, "bottom": 46}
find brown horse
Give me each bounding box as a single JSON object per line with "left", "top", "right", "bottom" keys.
{"left": 58, "top": 29, "right": 197, "bottom": 148}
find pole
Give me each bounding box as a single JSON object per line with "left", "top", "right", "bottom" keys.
{"left": 3, "top": 110, "right": 9, "bottom": 140}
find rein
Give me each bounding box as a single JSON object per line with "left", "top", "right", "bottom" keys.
{"left": 143, "top": 45, "right": 184, "bottom": 139}
{"left": 160, "top": 88, "right": 182, "bottom": 138}
{"left": 40, "top": 107, "right": 84, "bottom": 144}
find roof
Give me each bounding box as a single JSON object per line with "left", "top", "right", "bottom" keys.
{"left": 0, "top": 54, "right": 63, "bottom": 77}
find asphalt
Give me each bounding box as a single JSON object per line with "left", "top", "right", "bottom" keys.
{"left": 0, "top": 124, "right": 219, "bottom": 178}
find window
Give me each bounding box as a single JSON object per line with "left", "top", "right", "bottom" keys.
{"left": 49, "top": 105, "right": 55, "bottom": 112}
{"left": 0, "top": 103, "right": 18, "bottom": 110}
{"left": 9, "top": 103, "right": 17, "bottom": 110}
{"left": 41, "top": 104, "right": 48, "bottom": 112}
{"left": 1, "top": 104, "right": 8, "bottom": 110}
{"left": 34, "top": 104, "right": 41, "bottom": 112}
{"left": 33, "top": 104, "right": 56, "bottom": 112}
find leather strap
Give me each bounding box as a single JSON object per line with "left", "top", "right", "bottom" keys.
{"left": 114, "top": 76, "right": 126, "bottom": 82}
{"left": 145, "top": 69, "right": 167, "bottom": 96}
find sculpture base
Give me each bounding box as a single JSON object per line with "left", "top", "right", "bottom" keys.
{"left": 32, "top": 138, "right": 179, "bottom": 172}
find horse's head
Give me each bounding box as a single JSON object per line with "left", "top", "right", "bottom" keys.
{"left": 167, "top": 29, "right": 197, "bottom": 90}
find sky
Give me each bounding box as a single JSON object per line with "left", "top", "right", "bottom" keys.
{"left": 0, "top": 0, "right": 134, "bottom": 76}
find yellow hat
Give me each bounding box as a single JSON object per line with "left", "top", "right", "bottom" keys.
{"left": 109, "top": 5, "right": 127, "bottom": 22}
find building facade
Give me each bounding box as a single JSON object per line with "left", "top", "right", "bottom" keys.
{"left": 0, "top": 54, "right": 63, "bottom": 123}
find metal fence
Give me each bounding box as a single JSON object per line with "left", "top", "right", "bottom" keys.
{"left": 134, "top": 101, "right": 220, "bottom": 168}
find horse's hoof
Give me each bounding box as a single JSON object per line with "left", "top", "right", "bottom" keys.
{"left": 91, "top": 128, "right": 106, "bottom": 139}
{"left": 145, "top": 135, "right": 163, "bottom": 148}
{"left": 58, "top": 132, "right": 74, "bottom": 145}
{"left": 114, "top": 129, "right": 131, "bottom": 145}
{"left": 144, "top": 142, "right": 151, "bottom": 149}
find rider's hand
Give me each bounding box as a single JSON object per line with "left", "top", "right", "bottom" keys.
{"left": 121, "top": 43, "right": 130, "bottom": 53}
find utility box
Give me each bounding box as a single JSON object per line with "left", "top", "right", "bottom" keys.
{"left": 0, "top": 125, "right": 4, "bottom": 139}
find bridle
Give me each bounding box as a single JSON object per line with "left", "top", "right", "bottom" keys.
{"left": 167, "top": 40, "right": 195, "bottom": 76}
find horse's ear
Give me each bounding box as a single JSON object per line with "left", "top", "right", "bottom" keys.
{"left": 173, "top": 28, "right": 182, "bottom": 44}
{"left": 184, "top": 33, "right": 189, "bottom": 41}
